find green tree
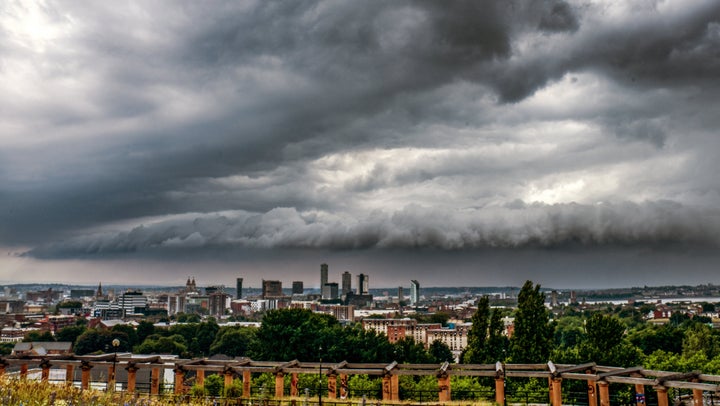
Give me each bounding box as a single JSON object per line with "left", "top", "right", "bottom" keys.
{"left": 683, "top": 323, "right": 720, "bottom": 359}
{"left": 250, "top": 308, "right": 340, "bottom": 361}
{"left": 23, "top": 330, "right": 55, "bottom": 342}
{"left": 111, "top": 324, "right": 139, "bottom": 348}
{"left": 393, "top": 337, "right": 433, "bottom": 364}
{"left": 136, "top": 320, "right": 155, "bottom": 343}
{"left": 210, "top": 327, "right": 255, "bottom": 357}
{"left": 55, "top": 325, "right": 87, "bottom": 346}
{"left": 463, "top": 296, "right": 490, "bottom": 364}
{"left": 429, "top": 340, "right": 455, "bottom": 363}
{"left": 579, "top": 313, "right": 642, "bottom": 367}
{"left": 509, "top": 281, "right": 553, "bottom": 363}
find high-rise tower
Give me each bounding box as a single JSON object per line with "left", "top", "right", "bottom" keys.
{"left": 236, "top": 278, "right": 243, "bottom": 299}
{"left": 356, "top": 273, "right": 369, "bottom": 295}
{"left": 341, "top": 272, "right": 352, "bottom": 295}
{"left": 410, "top": 280, "right": 420, "bottom": 305}
{"left": 320, "top": 263, "right": 329, "bottom": 289}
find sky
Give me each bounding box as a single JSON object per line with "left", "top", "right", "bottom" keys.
{"left": 1, "top": 0, "right": 719, "bottom": 290}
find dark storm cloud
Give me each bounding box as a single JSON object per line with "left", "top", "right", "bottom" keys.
{"left": 1, "top": 0, "right": 720, "bottom": 273}
{"left": 23, "top": 201, "right": 720, "bottom": 259}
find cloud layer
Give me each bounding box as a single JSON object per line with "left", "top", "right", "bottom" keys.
{"left": 2, "top": 1, "right": 720, "bottom": 285}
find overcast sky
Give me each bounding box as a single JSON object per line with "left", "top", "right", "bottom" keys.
{"left": 1, "top": 0, "right": 719, "bottom": 289}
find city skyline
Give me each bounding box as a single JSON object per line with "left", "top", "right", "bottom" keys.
{"left": 1, "top": 2, "right": 720, "bottom": 289}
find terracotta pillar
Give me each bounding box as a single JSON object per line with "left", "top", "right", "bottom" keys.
{"left": 66, "top": 364, "right": 74, "bottom": 383}
{"left": 108, "top": 363, "right": 116, "bottom": 391}
{"left": 656, "top": 386, "right": 669, "bottom": 406}
{"left": 693, "top": 388, "right": 703, "bottom": 406}
{"left": 552, "top": 377, "right": 562, "bottom": 406}
{"left": 382, "top": 375, "right": 392, "bottom": 401}
{"left": 20, "top": 363, "right": 28, "bottom": 380}
{"left": 150, "top": 367, "right": 160, "bottom": 395}
{"left": 634, "top": 383, "right": 646, "bottom": 406}
{"left": 339, "top": 374, "right": 348, "bottom": 399}
{"left": 174, "top": 367, "right": 185, "bottom": 394}
{"left": 327, "top": 373, "right": 336, "bottom": 399}
{"left": 0, "top": 363, "right": 6, "bottom": 377}
{"left": 598, "top": 381, "right": 610, "bottom": 406}
{"left": 586, "top": 371, "right": 597, "bottom": 406}
{"left": 438, "top": 374, "right": 451, "bottom": 402}
{"left": 391, "top": 374, "right": 399, "bottom": 401}
{"left": 242, "top": 370, "right": 251, "bottom": 398}
{"left": 41, "top": 361, "right": 51, "bottom": 382}
{"left": 495, "top": 376, "right": 505, "bottom": 405}
{"left": 291, "top": 372, "right": 299, "bottom": 397}
{"left": 126, "top": 365, "right": 138, "bottom": 393}
{"left": 196, "top": 369, "right": 205, "bottom": 387}
{"left": 224, "top": 369, "right": 234, "bottom": 393}
{"left": 81, "top": 362, "right": 92, "bottom": 390}
{"left": 275, "top": 372, "right": 285, "bottom": 398}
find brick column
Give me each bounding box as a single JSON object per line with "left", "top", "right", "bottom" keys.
{"left": 174, "top": 366, "right": 185, "bottom": 394}
{"left": 586, "top": 371, "right": 597, "bottom": 406}
{"left": 150, "top": 367, "right": 161, "bottom": 395}
{"left": 20, "top": 363, "right": 28, "bottom": 380}
{"left": 327, "top": 373, "right": 337, "bottom": 399}
{"left": 598, "top": 381, "right": 610, "bottom": 406}
{"left": 438, "top": 374, "right": 451, "bottom": 402}
{"left": 339, "top": 374, "right": 348, "bottom": 399}
{"left": 40, "top": 360, "right": 51, "bottom": 382}
{"left": 224, "top": 368, "right": 234, "bottom": 393}
{"left": 275, "top": 371, "right": 285, "bottom": 398}
{"left": 656, "top": 386, "right": 669, "bottom": 406}
{"left": 107, "top": 363, "right": 116, "bottom": 391}
{"left": 0, "top": 361, "right": 6, "bottom": 377}
{"left": 65, "top": 364, "right": 74, "bottom": 383}
{"left": 551, "top": 377, "right": 563, "bottom": 406}
{"left": 126, "top": 364, "right": 138, "bottom": 393}
{"left": 634, "top": 383, "right": 646, "bottom": 406}
{"left": 81, "top": 362, "right": 92, "bottom": 390}
{"left": 495, "top": 375, "right": 505, "bottom": 405}
{"left": 196, "top": 369, "right": 205, "bottom": 387}
{"left": 242, "top": 370, "right": 251, "bottom": 398}
{"left": 391, "top": 374, "right": 399, "bottom": 401}
{"left": 382, "top": 374, "right": 392, "bottom": 401}
{"left": 693, "top": 388, "right": 703, "bottom": 406}
{"left": 291, "top": 372, "right": 299, "bottom": 397}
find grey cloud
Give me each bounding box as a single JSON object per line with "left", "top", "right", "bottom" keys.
{"left": 23, "top": 201, "right": 720, "bottom": 259}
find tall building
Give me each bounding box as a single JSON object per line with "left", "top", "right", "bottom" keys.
{"left": 262, "top": 280, "right": 283, "bottom": 299}
{"left": 236, "top": 278, "right": 243, "bottom": 299}
{"left": 341, "top": 272, "right": 352, "bottom": 295}
{"left": 356, "top": 274, "right": 369, "bottom": 295}
{"left": 209, "top": 292, "right": 229, "bottom": 317}
{"left": 410, "top": 280, "right": 420, "bottom": 305}
{"left": 292, "top": 281, "right": 304, "bottom": 295}
{"left": 398, "top": 286, "right": 404, "bottom": 303}
{"left": 320, "top": 263, "right": 329, "bottom": 289}
{"left": 322, "top": 283, "right": 339, "bottom": 300}
{"left": 118, "top": 290, "right": 147, "bottom": 316}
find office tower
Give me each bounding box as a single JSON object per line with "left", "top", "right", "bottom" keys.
{"left": 357, "top": 273, "right": 369, "bottom": 295}
{"left": 320, "top": 263, "right": 329, "bottom": 289}
{"left": 236, "top": 278, "right": 243, "bottom": 299}
{"left": 410, "top": 280, "right": 420, "bottom": 305}
{"left": 262, "top": 280, "right": 283, "bottom": 299}
{"left": 292, "top": 281, "right": 304, "bottom": 295}
{"left": 322, "top": 282, "right": 339, "bottom": 300}
{"left": 398, "top": 286, "right": 404, "bottom": 303}
{"left": 341, "top": 272, "right": 352, "bottom": 295}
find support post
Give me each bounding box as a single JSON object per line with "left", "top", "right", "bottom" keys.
{"left": 20, "top": 363, "right": 28, "bottom": 380}
{"left": 81, "top": 362, "right": 92, "bottom": 390}
{"left": 438, "top": 374, "right": 451, "bottom": 402}
{"left": 196, "top": 369, "right": 205, "bottom": 387}
{"left": 66, "top": 364, "right": 74, "bottom": 383}
{"left": 634, "top": 383, "right": 646, "bottom": 406}
{"left": 656, "top": 386, "right": 669, "bottom": 406}
{"left": 150, "top": 367, "right": 160, "bottom": 396}
{"left": 243, "top": 370, "right": 251, "bottom": 398}
{"left": 391, "top": 373, "right": 400, "bottom": 401}
{"left": 382, "top": 374, "right": 392, "bottom": 401}
{"left": 291, "top": 372, "right": 299, "bottom": 397}
{"left": 224, "top": 368, "right": 234, "bottom": 393}
{"left": 495, "top": 375, "right": 505, "bottom": 405}
{"left": 0, "top": 361, "right": 6, "bottom": 377}
{"left": 586, "top": 370, "right": 597, "bottom": 406}
{"left": 339, "top": 374, "right": 348, "bottom": 399}
{"left": 693, "top": 388, "right": 703, "bottom": 406}
{"left": 40, "top": 360, "right": 51, "bottom": 382}
{"left": 551, "top": 377, "right": 563, "bottom": 406}
{"left": 126, "top": 364, "right": 138, "bottom": 393}
{"left": 108, "top": 363, "right": 115, "bottom": 391}
{"left": 174, "top": 366, "right": 185, "bottom": 394}
{"left": 598, "top": 381, "right": 610, "bottom": 406}
{"left": 327, "top": 373, "right": 337, "bottom": 399}
{"left": 275, "top": 371, "right": 285, "bottom": 398}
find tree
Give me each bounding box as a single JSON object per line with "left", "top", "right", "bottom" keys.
{"left": 683, "top": 323, "right": 720, "bottom": 359}
{"left": 510, "top": 281, "right": 553, "bottom": 363}
{"left": 429, "top": 340, "right": 454, "bottom": 363}
{"left": 210, "top": 327, "right": 255, "bottom": 357}
{"left": 463, "top": 296, "right": 490, "bottom": 364}
{"left": 136, "top": 320, "right": 155, "bottom": 343}
{"left": 55, "top": 325, "right": 87, "bottom": 346}
{"left": 393, "top": 337, "right": 433, "bottom": 364}
{"left": 23, "top": 330, "right": 55, "bottom": 342}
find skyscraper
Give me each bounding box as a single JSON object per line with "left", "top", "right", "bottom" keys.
{"left": 320, "top": 263, "right": 329, "bottom": 289}
{"left": 292, "top": 281, "right": 304, "bottom": 295}
{"left": 398, "top": 286, "right": 404, "bottom": 303}
{"left": 356, "top": 273, "right": 369, "bottom": 295}
{"left": 341, "top": 272, "right": 352, "bottom": 295}
{"left": 410, "top": 280, "right": 420, "bottom": 305}
{"left": 262, "top": 280, "right": 283, "bottom": 299}
{"left": 236, "top": 278, "right": 243, "bottom": 299}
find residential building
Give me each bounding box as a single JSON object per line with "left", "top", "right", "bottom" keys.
{"left": 357, "top": 274, "right": 369, "bottom": 295}
{"left": 341, "top": 272, "right": 352, "bottom": 295}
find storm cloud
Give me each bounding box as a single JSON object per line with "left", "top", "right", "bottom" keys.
{"left": 1, "top": 0, "right": 720, "bottom": 286}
